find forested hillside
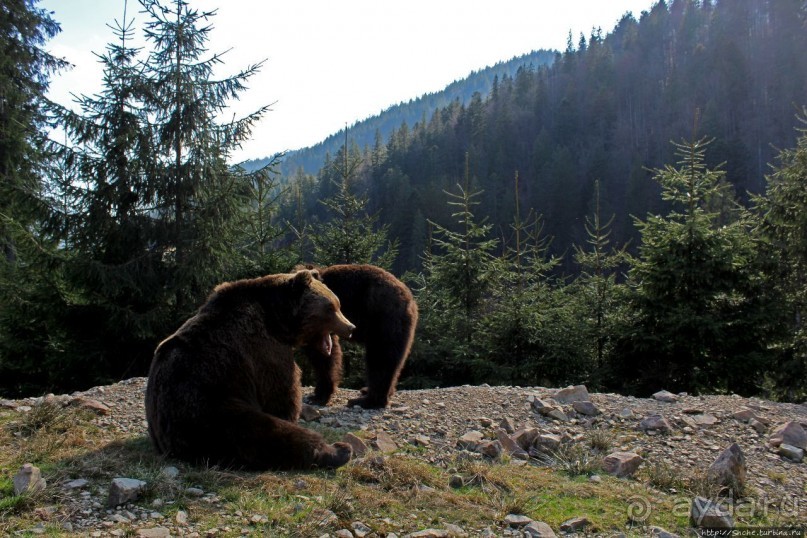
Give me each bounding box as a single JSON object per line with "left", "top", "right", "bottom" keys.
{"left": 2, "top": 0, "right": 807, "bottom": 402}
{"left": 240, "top": 49, "right": 556, "bottom": 176}
{"left": 282, "top": 0, "right": 807, "bottom": 275}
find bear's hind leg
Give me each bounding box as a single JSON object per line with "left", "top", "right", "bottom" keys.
{"left": 348, "top": 339, "right": 409, "bottom": 409}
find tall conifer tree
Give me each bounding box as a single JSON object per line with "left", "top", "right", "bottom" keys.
{"left": 30, "top": 0, "right": 270, "bottom": 390}
{"left": 623, "top": 137, "right": 773, "bottom": 395}
{"left": 0, "top": 0, "right": 68, "bottom": 396}
{"left": 755, "top": 110, "right": 807, "bottom": 401}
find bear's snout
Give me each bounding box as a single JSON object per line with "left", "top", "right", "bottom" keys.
{"left": 335, "top": 311, "right": 356, "bottom": 339}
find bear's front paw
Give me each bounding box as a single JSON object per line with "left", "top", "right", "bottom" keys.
{"left": 347, "top": 394, "right": 388, "bottom": 409}
{"left": 314, "top": 442, "right": 352, "bottom": 468}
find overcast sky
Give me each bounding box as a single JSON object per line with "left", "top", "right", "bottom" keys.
{"left": 40, "top": 0, "right": 657, "bottom": 163}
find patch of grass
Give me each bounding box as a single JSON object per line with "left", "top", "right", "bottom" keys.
{"left": 644, "top": 460, "right": 687, "bottom": 492}
{"left": 535, "top": 442, "right": 603, "bottom": 478}
{"left": 1, "top": 398, "right": 802, "bottom": 537}
{"left": 766, "top": 470, "right": 787, "bottom": 484}
{"left": 587, "top": 428, "right": 614, "bottom": 453}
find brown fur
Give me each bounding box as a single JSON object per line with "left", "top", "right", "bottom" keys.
{"left": 145, "top": 270, "right": 355, "bottom": 470}
{"left": 298, "top": 264, "right": 418, "bottom": 409}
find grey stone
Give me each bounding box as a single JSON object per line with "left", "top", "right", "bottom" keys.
{"left": 545, "top": 408, "right": 570, "bottom": 422}
{"left": 408, "top": 530, "right": 449, "bottom": 538}
{"left": 531, "top": 398, "right": 553, "bottom": 413}
{"left": 602, "top": 451, "right": 643, "bottom": 477}
{"left": 769, "top": 421, "right": 807, "bottom": 450}
{"left": 552, "top": 385, "right": 590, "bottom": 404}
{"left": 692, "top": 414, "right": 719, "bottom": 427}
{"left": 160, "top": 466, "right": 179, "bottom": 479}
{"left": 373, "top": 431, "right": 398, "bottom": 453}
{"left": 108, "top": 477, "right": 146, "bottom": 507}
{"left": 512, "top": 428, "right": 540, "bottom": 450}
{"left": 559, "top": 516, "right": 589, "bottom": 532}
{"left": 13, "top": 464, "right": 46, "bottom": 495}
{"left": 523, "top": 521, "right": 557, "bottom": 537}
{"left": 499, "top": 417, "right": 516, "bottom": 434}
{"left": 690, "top": 496, "right": 734, "bottom": 528}
{"left": 707, "top": 443, "right": 746, "bottom": 491}
{"left": 352, "top": 521, "right": 372, "bottom": 537}
{"left": 732, "top": 408, "right": 757, "bottom": 423}
{"left": 343, "top": 432, "right": 369, "bottom": 457}
{"left": 477, "top": 440, "right": 503, "bottom": 460}
{"left": 63, "top": 478, "right": 88, "bottom": 489}
{"left": 449, "top": 475, "right": 464, "bottom": 489}
{"left": 68, "top": 397, "right": 110, "bottom": 415}
{"left": 749, "top": 418, "right": 768, "bottom": 434}
{"left": 777, "top": 443, "right": 804, "bottom": 463}
{"left": 504, "top": 513, "right": 533, "bottom": 527}
{"left": 640, "top": 414, "right": 672, "bottom": 433}
{"left": 300, "top": 404, "right": 321, "bottom": 422}
{"left": 533, "top": 434, "right": 562, "bottom": 452}
{"left": 653, "top": 390, "right": 679, "bottom": 403}
{"left": 496, "top": 429, "right": 529, "bottom": 460}
{"left": 444, "top": 523, "right": 468, "bottom": 537}
{"left": 572, "top": 400, "right": 600, "bottom": 416}
{"left": 456, "top": 430, "right": 484, "bottom": 450}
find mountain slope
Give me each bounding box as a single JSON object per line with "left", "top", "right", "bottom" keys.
{"left": 284, "top": 0, "right": 807, "bottom": 275}
{"left": 240, "top": 49, "right": 556, "bottom": 175}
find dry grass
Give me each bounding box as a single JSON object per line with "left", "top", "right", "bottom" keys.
{"left": 0, "top": 402, "right": 800, "bottom": 537}
{"left": 533, "top": 441, "right": 604, "bottom": 478}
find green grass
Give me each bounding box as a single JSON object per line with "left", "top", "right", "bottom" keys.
{"left": 1, "top": 403, "right": 802, "bottom": 537}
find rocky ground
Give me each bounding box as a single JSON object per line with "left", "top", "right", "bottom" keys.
{"left": 2, "top": 379, "right": 806, "bottom": 537}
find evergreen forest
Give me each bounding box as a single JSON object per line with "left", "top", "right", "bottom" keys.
{"left": 2, "top": 0, "right": 807, "bottom": 403}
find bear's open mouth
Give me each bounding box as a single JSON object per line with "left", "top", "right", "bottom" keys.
{"left": 321, "top": 333, "right": 333, "bottom": 356}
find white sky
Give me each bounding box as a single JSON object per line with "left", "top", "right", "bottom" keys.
{"left": 40, "top": 0, "right": 657, "bottom": 163}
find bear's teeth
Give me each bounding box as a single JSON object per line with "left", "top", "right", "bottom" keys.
{"left": 322, "top": 334, "right": 333, "bottom": 356}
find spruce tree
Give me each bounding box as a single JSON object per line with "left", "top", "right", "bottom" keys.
{"left": 409, "top": 155, "right": 500, "bottom": 385}
{"left": 623, "top": 137, "right": 773, "bottom": 395}
{"left": 0, "top": 0, "right": 67, "bottom": 262}
{"left": 309, "top": 136, "right": 398, "bottom": 268}
{"left": 482, "top": 172, "right": 562, "bottom": 385}
{"left": 232, "top": 157, "right": 294, "bottom": 277}
{"left": 0, "top": 0, "right": 68, "bottom": 396}
{"left": 570, "top": 180, "right": 631, "bottom": 388}
{"left": 755, "top": 110, "right": 807, "bottom": 401}
{"left": 27, "top": 0, "right": 270, "bottom": 391}
{"left": 137, "top": 0, "right": 269, "bottom": 314}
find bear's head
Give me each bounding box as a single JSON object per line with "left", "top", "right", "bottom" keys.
{"left": 291, "top": 269, "right": 355, "bottom": 356}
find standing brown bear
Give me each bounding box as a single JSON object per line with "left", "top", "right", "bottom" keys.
{"left": 298, "top": 264, "right": 418, "bottom": 409}
{"left": 145, "top": 270, "right": 355, "bottom": 470}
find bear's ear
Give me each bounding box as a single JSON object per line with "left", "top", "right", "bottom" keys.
{"left": 292, "top": 269, "right": 313, "bottom": 288}
{"left": 309, "top": 269, "right": 322, "bottom": 281}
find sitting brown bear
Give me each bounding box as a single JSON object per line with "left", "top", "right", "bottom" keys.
{"left": 145, "top": 270, "right": 355, "bottom": 470}
{"left": 297, "top": 264, "right": 418, "bottom": 409}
